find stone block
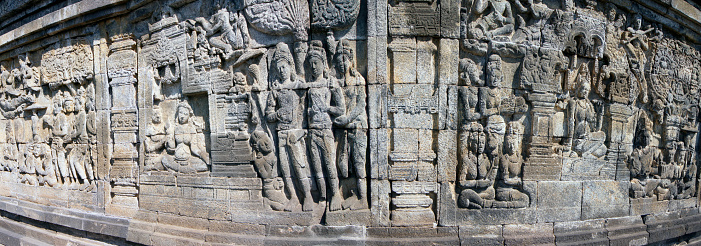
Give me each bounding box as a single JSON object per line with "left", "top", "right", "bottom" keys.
{"left": 536, "top": 181, "right": 582, "bottom": 222}
{"left": 437, "top": 130, "right": 457, "bottom": 182}
{"left": 629, "top": 197, "right": 669, "bottom": 216}
{"left": 454, "top": 208, "right": 537, "bottom": 225}
{"left": 669, "top": 198, "right": 697, "bottom": 211}
{"left": 582, "top": 181, "right": 629, "bottom": 220}
{"left": 644, "top": 211, "right": 685, "bottom": 244}
{"left": 606, "top": 216, "right": 648, "bottom": 246}
{"left": 459, "top": 225, "right": 503, "bottom": 246}
{"left": 503, "top": 223, "right": 554, "bottom": 245}
{"left": 554, "top": 219, "right": 608, "bottom": 246}
{"left": 325, "top": 209, "right": 373, "bottom": 226}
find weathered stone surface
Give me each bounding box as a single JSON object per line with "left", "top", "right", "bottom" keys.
{"left": 582, "top": 181, "right": 629, "bottom": 220}
{"left": 536, "top": 181, "right": 582, "bottom": 222}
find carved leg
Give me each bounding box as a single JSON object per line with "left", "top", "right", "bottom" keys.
{"left": 320, "top": 129, "right": 341, "bottom": 211}
{"left": 351, "top": 129, "right": 368, "bottom": 210}
{"left": 308, "top": 130, "right": 326, "bottom": 200}
{"left": 277, "top": 131, "right": 300, "bottom": 212}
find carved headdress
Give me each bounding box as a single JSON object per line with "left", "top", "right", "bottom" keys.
{"left": 307, "top": 40, "right": 326, "bottom": 64}
{"left": 272, "top": 42, "right": 294, "bottom": 67}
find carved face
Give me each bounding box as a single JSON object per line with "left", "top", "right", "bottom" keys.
{"left": 505, "top": 129, "right": 521, "bottom": 154}
{"left": 309, "top": 56, "right": 324, "bottom": 79}
{"left": 63, "top": 99, "right": 75, "bottom": 113}
{"left": 233, "top": 72, "right": 246, "bottom": 86}
{"left": 607, "top": 9, "right": 616, "bottom": 22}
{"left": 177, "top": 106, "right": 190, "bottom": 124}
{"left": 258, "top": 136, "right": 273, "bottom": 154}
{"left": 276, "top": 59, "right": 292, "bottom": 82}
{"left": 152, "top": 110, "right": 162, "bottom": 124}
{"left": 486, "top": 57, "right": 502, "bottom": 87}
{"left": 459, "top": 58, "right": 481, "bottom": 86}
{"left": 336, "top": 54, "right": 351, "bottom": 75}
{"left": 472, "top": 131, "right": 486, "bottom": 154}
{"left": 577, "top": 81, "right": 591, "bottom": 98}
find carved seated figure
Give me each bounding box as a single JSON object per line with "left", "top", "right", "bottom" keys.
{"left": 163, "top": 102, "right": 209, "bottom": 173}
{"left": 144, "top": 108, "right": 167, "bottom": 171}
{"left": 29, "top": 139, "right": 57, "bottom": 187}
{"left": 494, "top": 122, "right": 528, "bottom": 208}
{"left": 629, "top": 127, "right": 662, "bottom": 198}
{"left": 466, "top": 0, "right": 515, "bottom": 41}
{"left": 567, "top": 77, "right": 607, "bottom": 159}
{"left": 458, "top": 122, "right": 495, "bottom": 209}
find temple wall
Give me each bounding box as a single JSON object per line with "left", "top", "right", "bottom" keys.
{"left": 0, "top": 0, "right": 700, "bottom": 244}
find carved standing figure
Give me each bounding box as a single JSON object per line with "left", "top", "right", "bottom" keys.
{"left": 333, "top": 40, "right": 369, "bottom": 210}
{"left": 144, "top": 108, "right": 167, "bottom": 171}
{"left": 622, "top": 14, "right": 653, "bottom": 103}
{"left": 266, "top": 42, "right": 314, "bottom": 212}
{"left": 305, "top": 40, "right": 344, "bottom": 211}
{"left": 480, "top": 54, "right": 504, "bottom": 119}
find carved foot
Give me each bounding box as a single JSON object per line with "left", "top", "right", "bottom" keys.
{"left": 284, "top": 199, "right": 301, "bottom": 212}
{"left": 302, "top": 196, "right": 315, "bottom": 212}
{"left": 350, "top": 198, "right": 368, "bottom": 210}
{"left": 329, "top": 195, "right": 342, "bottom": 211}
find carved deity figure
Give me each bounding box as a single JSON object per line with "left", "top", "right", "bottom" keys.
{"left": 480, "top": 54, "right": 504, "bottom": 118}
{"left": 162, "top": 102, "right": 210, "bottom": 173}
{"left": 458, "top": 58, "right": 483, "bottom": 125}
{"left": 305, "top": 40, "right": 344, "bottom": 211}
{"left": 566, "top": 75, "right": 607, "bottom": 159}
{"left": 251, "top": 131, "right": 288, "bottom": 211}
{"left": 629, "top": 116, "right": 663, "bottom": 198}
{"left": 44, "top": 94, "right": 71, "bottom": 186}
{"left": 144, "top": 108, "right": 167, "bottom": 171}
{"left": 27, "top": 138, "right": 57, "bottom": 187}
{"left": 465, "top": 0, "right": 515, "bottom": 41}
{"left": 266, "top": 42, "right": 314, "bottom": 212}
{"left": 513, "top": 0, "right": 552, "bottom": 45}
{"left": 196, "top": 8, "right": 250, "bottom": 60}
{"left": 622, "top": 14, "right": 654, "bottom": 103}
{"left": 1, "top": 123, "right": 19, "bottom": 174}
{"left": 333, "top": 39, "right": 369, "bottom": 210}
{"left": 458, "top": 122, "right": 495, "bottom": 209}
{"left": 65, "top": 93, "right": 94, "bottom": 191}
{"left": 0, "top": 62, "right": 34, "bottom": 119}
{"left": 225, "top": 72, "right": 259, "bottom": 139}
{"left": 494, "top": 122, "right": 528, "bottom": 208}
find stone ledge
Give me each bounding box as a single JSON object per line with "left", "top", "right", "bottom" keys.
{"left": 0, "top": 194, "right": 698, "bottom": 245}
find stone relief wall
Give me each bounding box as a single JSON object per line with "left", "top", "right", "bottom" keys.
{"left": 0, "top": 0, "right": 701, "bottom": 244}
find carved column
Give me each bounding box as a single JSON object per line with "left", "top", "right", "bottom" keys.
{"left": 386, "top": 38, "right": 440, "bottom": 226}
{"left": 523, "top": 92, "right": 560, "bottom": 180}
{"left": 107, "top": 35, "right": 139, "bottom": 215}
{"left": 608, "top": 103, "right": 634, "bottom": 181}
